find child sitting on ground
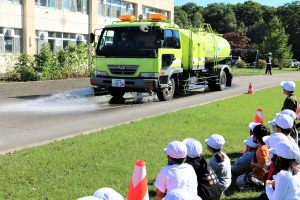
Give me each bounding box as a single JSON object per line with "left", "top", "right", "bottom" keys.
{"left": 205, "top": 134, "right": 232, "bottom": 193}
{"left": 232, "top": 135, "right": 258, "bottom": 178}
{"left": 236, "top": 124, "right": 270, "bottom": 191}
{"left": 183, "top": 138, "right": 222, "bottom": 200}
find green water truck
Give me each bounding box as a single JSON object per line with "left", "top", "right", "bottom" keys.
{"left": 90, "top": 14, "right": 232, "bottom": 101}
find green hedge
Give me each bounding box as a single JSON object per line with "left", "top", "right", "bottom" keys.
{"left": 4, "top": 43, "right": 92, "bottom": 81}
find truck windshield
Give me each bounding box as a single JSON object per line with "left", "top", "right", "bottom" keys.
{"left": 96, "top": 27, "right": 161, "bottom": 58}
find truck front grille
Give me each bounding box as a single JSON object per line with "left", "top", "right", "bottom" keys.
{"left": 108, "top": 65, "right": 138, "bottom": 75}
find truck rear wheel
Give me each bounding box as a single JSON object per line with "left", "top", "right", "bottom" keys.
{"left": 109, "top": 88, "right": 125, "bottom": 98}
{"left": 157, "top": 77, "right": 175, "bottom": 101}
{"left": 208, "top": 71, "right": 227, "bottom": 91}
{"left": 217, "top": 71, "right": 227, "bottom": 91}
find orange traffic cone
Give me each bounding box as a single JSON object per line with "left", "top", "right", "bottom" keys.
{"left": 247, "top": 82, "right": 254, "bottom": 94}
{"left": 296, "top": 102, "right": 300, "bottom": 120}
{"left": 254, "top": 108, "right": 263, "bottom": 124}
{"left": 127, "top": 160, "right": 149, "bottom": 200}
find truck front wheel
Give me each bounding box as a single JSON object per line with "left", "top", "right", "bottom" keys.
{"left": 157, "top": 77, "right": 175, "bottom": 101}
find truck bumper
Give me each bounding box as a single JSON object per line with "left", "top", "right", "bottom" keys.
{"left": 90, "top": 77, "right": 159, "bottom": 90}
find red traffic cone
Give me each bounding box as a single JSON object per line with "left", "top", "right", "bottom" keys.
{"left": 127, "top": 160, "right": 149, "bottom": 200}
{"left": 254, "top": 108, "right": 263, "bottom": 124}
{"left": 296, "top": 102, "right": 300, "bottom": 120}
{"left": 247, "top": 82, "right": 254, "bottom": 94}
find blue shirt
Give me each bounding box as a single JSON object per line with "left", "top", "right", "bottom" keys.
{"left": 236, "top": 150, "right": 255, "bottom": 166}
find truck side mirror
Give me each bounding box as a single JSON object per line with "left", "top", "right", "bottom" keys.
{"left": 89, "top": 33, "right": 95, "bottom": 43}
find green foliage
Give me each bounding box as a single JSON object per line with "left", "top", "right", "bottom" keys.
{"left": 260, "top": 16, "right": 293, "bottom": 62}
{"left": 277, "top": 1, "right": 300, "bottom": 60}
{"left": 180, "top": 3, "right": 204, "bottom": 28}
{"left": 204, "top": 3, "right": 237, "bottom": 33}
{"left": 234, "top": 1, "right": 264, "bottom": 27}
{"left": 277, "top": 59, "right": 291, "bottom": 68}
{"left": 5, "top": 43, "right": 90, "bottom": 81}
{"left": 5, "top": 53, "right": 39, "bottom": 81}
{"left": 235, "top": 59, "right": 247, "bottom": 68}
{"left": 257, "top": 59, "right": 267, "bottom": 69}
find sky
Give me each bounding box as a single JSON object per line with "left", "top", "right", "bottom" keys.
{"left": 174, "top": 0, "right": 296, "bottom": 7}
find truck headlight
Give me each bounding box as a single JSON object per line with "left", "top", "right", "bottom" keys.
{"left": 96, "top": 71, "right": 107, "bottom": 77}
{"left": 140, "top": 72, "right": 159, "bottom": 78}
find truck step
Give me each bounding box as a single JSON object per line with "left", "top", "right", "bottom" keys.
{"left": 186, "top": 84, "right": 207, "bottom": 91}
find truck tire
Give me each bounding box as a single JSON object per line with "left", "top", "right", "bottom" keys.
{"left": 109, "top": 88, "right": 125, "bottom": 98}
{"left": 216, "top": 71, "right": 227, "bottom": 91}
{"left": 157, "top": 77, "right": 175, "bottom": 101}
{"left": 208, "top": 71, "right": 227, "bottom": 91}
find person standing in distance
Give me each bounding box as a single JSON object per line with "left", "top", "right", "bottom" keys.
{"left": 265, "top": 52, "right": 273, "bottom": 75}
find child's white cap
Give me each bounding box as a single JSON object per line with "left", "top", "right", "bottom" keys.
{"left": 244, "top": 135, "right": 258, "bottom": 148}
{"left": 270, "top": 140, "right": 299, "bottom": 159}
{"left": 93, "top": 187, "right": 124, "bottom": 200}
{"left": 275, "top": 113, "right": 294, "bottom": 129}
{"left": 249, "top": 122, "right": 261, "bottom": 132}
{"left": 183, "top": 138, "right": 203, "bottom": 158}
{"left": 280, "top": 109, "right": 297, "bottom": 120}
{"left": 280, "top": 81, "right": 295, "bottom": 92}
{"left": 263, "top": 132, "right": 288, "bottom": 148}
{"left": 205, "top": 134, "right": 225, "bottom": 150}
{"left": 164, "top": 141, "right": 187, "bottom": 159}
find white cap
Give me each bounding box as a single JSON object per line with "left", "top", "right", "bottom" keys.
{"left": 205, "top": 134, "right": 225, "bottom": 150}
{"left": 280, "top": 109, "right": 297, "bottom": 120}
{"left": 183, "top": 138, "right": 202, "bottom": 158}
{"left": 78, "top": 196, "right": 100, "bottom": 200}
{"left": 249, "top": 122, "right": 261, "bottom": 132}
{"left": 268, "top": 118, "right": 276, "bottom": 126}
{"left": 93, "top": 188, "right": 124, "bottom": 200}
{"left": 263, "top": 132, "right": 288, "bottom": 148}
{"left": 164, "top": 189, "right": 202, "bottom": 200}
{"left": 244, "top": 135, "right": 258, "bottom": 148}
{"left": 270, "top": 140, "right": 300, "bottom": 159}
{"left": 280, "top": 81, "right": 296, "bottom": 92}
{"left": 275, "top": 113, "right": 294, "bottom": 129}
{"left": 164, "top": 141, "right": 187, "bottom": 159}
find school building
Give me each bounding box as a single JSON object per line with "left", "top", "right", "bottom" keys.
{"left": 0, "top": 0, "right": 174, "bottom": 73}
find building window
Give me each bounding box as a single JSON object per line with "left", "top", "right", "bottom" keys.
{"left": 98, "top": 0, "right": 135, "bottom": 17}
{"left": 142, "top": 6, "right": 168, "bottom": 20}
{"left": 0, "top": 27, "right": 22, "bottom": 53}
{"left": 35, "top": 30, "right": 86, "bottom": 53}
{"left": 35, "top": 0, "right": 57, "bottom": 8}
{"left": 63, "top": 0, "right": 88, "bottom": 14}
{"left": 2, "top": 0, "right": 22, "bottom": 4}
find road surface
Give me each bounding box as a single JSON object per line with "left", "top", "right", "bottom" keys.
{"left": 0, "top": 73, "right": 300, "bottom": 154}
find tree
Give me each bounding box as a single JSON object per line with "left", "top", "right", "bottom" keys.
{"left": 277, "top": 1, "right": 300, "bottom": 59}
{"left": 260, "top": 16, "right": 293, "bottom": 62}
{"left": 223, "top": 32, "right": 253, "bottom": 62}
{"left": 174, "top": 6, "right": 189, "bottom": 28}
{"left": 247, "top": 19, "right": 268, "bottom": 45}
{"left": 181, "top": 3, "right": 204, "bottom": 28}
{"left": 203, "top": 3, "right": 237, "bottom": 33}
{"left": 234, "top": 1, "right": 264, "bottom": 28}
{"left": 223, "top": 32, "right": 251, "bottom": 50}
{"left": 192, "top": 11, "right": 204, "bottom": 28}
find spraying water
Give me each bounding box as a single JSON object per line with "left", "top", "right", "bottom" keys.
{"left": 0, "top": 88, "right": 101, "bottom": 113}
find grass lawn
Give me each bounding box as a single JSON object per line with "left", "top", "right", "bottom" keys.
{"left": 232, "top": 67, "right": 299, "bottom": 75}
{"left": 1, "top": 81, "right": 300, "bottom": 199}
